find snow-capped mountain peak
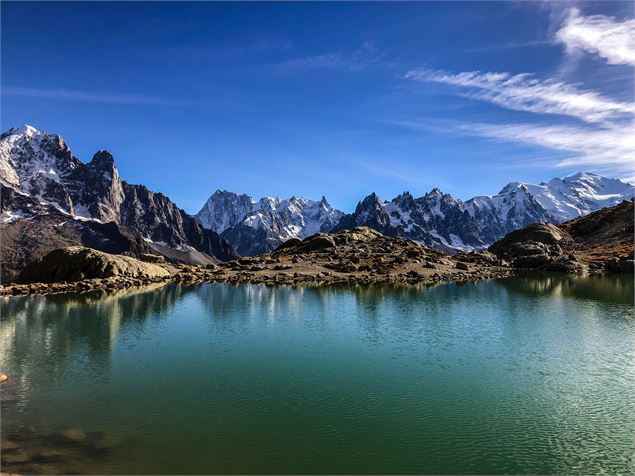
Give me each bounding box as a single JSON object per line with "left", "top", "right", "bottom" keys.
{"left": 464, "top": 172, "right": 634, "bottom": 244}
{"left": 333, "top": 172, "right": 633, "bottom": 252}
{"left": 0, "top": 125, "right": 83, "bottom": 212}
{"left": 194, "top": 190, "right": 256, "bottom": 233}
{"left": 1, "top": 125, "right": 238, "bottom": 281}
{"left": 425, "top": 187, "right": 444, "bottom": 198}
{"left": 195, "top": 190, "right": 344, "bottom": 255}
{"left": 2, "top": 124, "right": 41, "bottom": 142}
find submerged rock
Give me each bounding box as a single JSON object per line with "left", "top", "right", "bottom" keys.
{"left": 55, "top": 429, "right": 87, "bottom": 445}
{"left": 1, "top": 449, "right": 29, "bottom": 464}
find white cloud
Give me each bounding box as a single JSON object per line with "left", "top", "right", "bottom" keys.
{"left": 556, "top": 8, "right": 635, "bottom": 66}
{"left": 402, "top": 7, "right": 635, "bottom": 180}
{"left": 459, "top": 122, "right": 635, "bottom": 174}
{"left": 270, "top": 53, "right": 343, "bottom": 73}
{"left": 393, "top": 117, "right": 635, "bottom": 179}
{"left": 402, "top": 9, "right": 635, "bottom": 179}
{"left": 2, "top": 85, "right": 187, "bottom": 106}
{"left": 405, "top": 69, "right": 634, "bottom": 124}
{"left": 267, "top": 41, "right": 386, "bottom": 74}
{"left": 403, "top": 65, "right": 635, "bottom": 178}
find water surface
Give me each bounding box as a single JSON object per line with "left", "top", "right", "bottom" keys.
{"left": 1, "top": 275, "right": 633, "bottom": 474}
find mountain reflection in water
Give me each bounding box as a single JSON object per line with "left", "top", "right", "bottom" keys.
{"left": 0, "top": 274, "right": 633, "bottom": 475}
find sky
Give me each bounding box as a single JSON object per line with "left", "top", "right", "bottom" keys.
{"left": 2, "top": 1, "right": 634, "bottom": 213}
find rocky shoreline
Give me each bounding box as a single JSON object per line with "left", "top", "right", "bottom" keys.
{"left": 1, "top": 228, "right": 521, "bottom": 297}
{"left": 2, "top": 198, "right": 633, "bottom": 299}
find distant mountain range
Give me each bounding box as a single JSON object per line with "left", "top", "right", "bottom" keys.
{"left": 197, "top": 173, "right": 634, "bottom": 254}
{"left": 0, "top": 125, "right": 237, "bottom": 282}
{"left": 2, "top": 124, "right": 633, "bottom": 281}
{"left": 333, "top": 172, "right": 635, "bottom": 251}
{"left": 195, "top": 191, "right": 343, "bottom": 255}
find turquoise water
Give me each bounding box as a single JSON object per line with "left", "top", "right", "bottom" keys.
{"left": 1, "top": 275, "right": 634, "bottom": 474}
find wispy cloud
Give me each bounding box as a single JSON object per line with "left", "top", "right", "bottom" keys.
{"left": 465, "top": 40, "right": 552, "bottom": 53}
{"left": 2, "top": 85, "right": 189, "bottom": 106}
{"left": 405, "top": 69, "right": 634, "bottom": 124}
{"left": 271, "top": 53, "right": 344, "bottom": 73}
{"left": 401, "top": 6, "right": 635, "bottom": 182}
{"left": 556, "top": 8, "right": 635, "bottom": 66}
{"left": 266, "top": 41, "right": 386, "bottom": 74}
{"left": 400, "top": 67, "right": 635, "bottom": 177}
{"left": 459, "top": 122, "right": 634, "bottom": 174}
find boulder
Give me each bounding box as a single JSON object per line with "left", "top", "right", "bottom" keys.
{"left": 513, "top": 254, "right": 551, "bottom": 269}
{"left": 488, "top": 223, "right": 586, "bottom": 272}
{"left": 277, "top": 234, "right": 337, "bottom": 255}
{"left": 333, "top": 227, "right": 383, "bottom": 244}
{"left": 139, "top": 253, "right": 166, "bottom": 264}
{"left": 490, "top": 223, "right": 571, "bottom": 256}
{"left": 273, "top": 237, "right": 302, "bottom": 253}
{"left": 299, "top": 234, "right": 336, "bottom": 251}
{"left": 545, "top": 258, "right": 587, "bottom": 273}
{"left": 605, "top": 256, "right": 635, "bottom": 273}
{"left": 17, "top": 247, "right": 170, "bottom": 284}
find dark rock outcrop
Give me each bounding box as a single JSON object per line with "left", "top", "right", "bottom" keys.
{"left": 333, "top": 193, "right": 393, "bottom": 235}
{"left": 489, "top": 200, "right": 634, "bottom": 273}
{"left": 17, "top": 247, "right": 170, "bottom": 284}
{"left": 605, "top": 253, "right": 635, "bottom": 273}
{"left": 274, "top": 233, "right": 336, "bottom": 254}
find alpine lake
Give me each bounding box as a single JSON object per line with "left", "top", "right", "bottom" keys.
{"left": 1, "top": 273, "right": 633, "bottom": 474}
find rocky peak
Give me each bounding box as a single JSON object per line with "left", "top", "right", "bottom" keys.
{"left": 195, "top": 190, "right": 257, "bottom": 233}
{"left": 0, "top": 125, "right": 82, "bottom": 213}
{"left": 1, "top": 125, "right": 238, "bottom": 272}
{"left": 70, "top": 149, "right": 124, "bottom": 222}
{"left": 204, "top": 190, "right": 344, "bottom": 256}
{"left": 90, "top": 150, "right": 116, "bottom": 166}
{"left": 258, "top": 196, "right": 280, "bottom": 211}
{"left": 426, "top": 187, "right": 444, "bottom": 197}
{"left": 358, "top": 192, "right": 383, "bottom": 209}
{"left": 333, "top": 192, "right": 391, "bottom": 235}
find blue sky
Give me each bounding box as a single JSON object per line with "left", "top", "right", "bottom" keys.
{"left": 2, "top": 1, "right": 633, "bottom": 213}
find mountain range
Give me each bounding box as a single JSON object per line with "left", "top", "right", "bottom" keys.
{"left": 0, "top": 125, "right": 237, "bottom": 282}
{"left": 2, "top": 124, "right": 633, "bottom": 281}
{"left": 197, "top": 173, "right": 634, "bottom": 254}
{"left": 195, "top": 191, "right": 344, "bottom": 255}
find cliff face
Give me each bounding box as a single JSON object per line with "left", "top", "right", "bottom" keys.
{"left": 0, "top": 126, "right": 237, "bottom": 283}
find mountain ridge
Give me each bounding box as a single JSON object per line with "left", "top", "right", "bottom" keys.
{"left": 195, "top": 190, "right": 344, "bottom": 256}
{"left": 0, "top": 125, "right": 238, "bottom": 282}
{"left": 333, "top": 172, "right": 634, "bottom": 251}
{"left": 2, "top": 124, "right": 633, "bottom": 279}
{"left": 195, "top": 176, "right": 633, "bottom": 255}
